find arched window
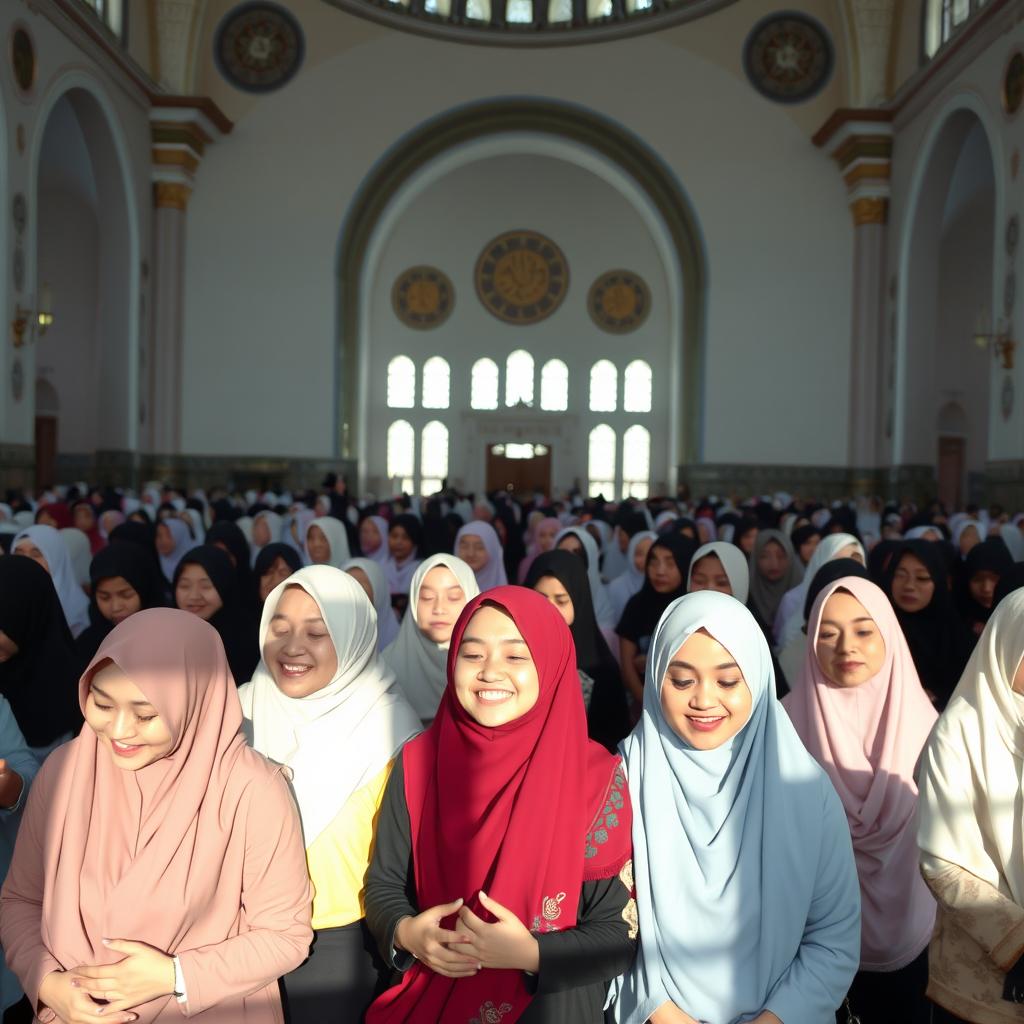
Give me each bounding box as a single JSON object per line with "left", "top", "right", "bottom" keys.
{"left": 422, "top": 356, "right": 450, "bottom": 409}
{"left": 506, "top": 0, "right": 533, "bottom": 21}
{"left": 588, "top": 424, "right": 616, "bottom": 499}
{"left": 589, "top": 360, "right": 618, "bottom": 412}
{"left": 471, "top": 358, "right": 499, "bottom": 410}
{"left": 387, "top": 420, "right": 415, "bottom": 494}
{"left": 505, "top": 350, "right": 535, "bottom": 407}
{"left": 621, "top": 425, "right": 651, "bottom": 500}
{"left": 540, "top": 359, "right": 569, "bottom": 412}
{"left": 924, "top": 0, "right": 985, "bottom": 57}
{"left": 623, "top": 359, "right": 652, "bottom": 413}
{"left": 387, "top": 356, "right": 416, "bottom": 409}
{"left": 465, "top": 0, "right": 491, "bottom": 19}
{"left": 420, "top": 421, "right": 449, "bottom": 495}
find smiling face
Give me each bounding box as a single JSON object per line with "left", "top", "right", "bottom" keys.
{"left": 360, "top": 518, "right": 382, "bottom": 555}
{"left": 454, "top": 604, "right": 540, "bottom": 727}
{"left": 84, "top": 661, "right": 175, "bottom": 770}
{"left": 457, "top": 533, "right": 489, "bottom": 572}
{"left": 814, "top": 589, "right": 886, "bottom": 687}
{"left": 263, "top": 585, "right": 339, "bottom": 698}
{"left": 14, "top": 540, "right": 49, "bottom": 574}
{"left": 660, "top": 628, "right": 752, "bottom": 750}
{"left": 416, "top": 565, "right": 468, "bottom": 644}
{"left": 534, "top": 575, "right": 575, "bottom": 626}
{"left": 306, "top": 525, "right": 331, "bottom": 565}
{"left": 175, "top": 563, "right": 224, "bottom": 622}
{"left": 689, "top": 553, "right": 732, "bottom": 596}
{"left": 891, "top": 553, "right": 935, "bottom": 614}
{"left": 94, "top": 575, "right": 142, "bottom": 626}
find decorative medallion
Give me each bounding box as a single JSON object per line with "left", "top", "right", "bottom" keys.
{"left": 12, "top": 194, "right": 26, "bottom": 237}
{"left": 1003, "top": 51, "right": 1024, "bottom": 116}
{"left": 588, "top": 270, "right": 651, "bottom": 333}
{"left": 391, "top": 266, "right": 454, "bottom": 329}
{"left": 1008, "top": 215, "right": 1020, "bottom": 256}
{"left": 1005, "top": 272, "right": 1017, "bottom": 318}
{"left": 475, "top": 230, "right": 568, "bottom": 325}
{"left": 13, "top": 245, "right": 24, "bottom": 293}
{"left": 11, "top": 359, "right": 23, "bottom": 403}
{"left": 214, "top": 3, "right": 305, "bottom": 94}
{"left": 10, "top": 25, "right": 35, "bottom": 96}
{"left": 743, "top": 12, "right": 834, "bottom": 104}
{"left": 1002, "top": 374, "right": 1015, "bottom": 422}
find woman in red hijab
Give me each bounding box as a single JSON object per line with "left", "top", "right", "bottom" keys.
{"left": 364, "top": 586, "right": 636, "bottom": 1024}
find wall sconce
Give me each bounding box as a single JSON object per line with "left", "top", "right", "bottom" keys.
{"left": 973, "top": 313, "right": 1016, "bottom": 370}
{"left": 10, "top": 285, "right": 54, "bottom": 348}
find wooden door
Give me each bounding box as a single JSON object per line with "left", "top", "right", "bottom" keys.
{"left": 937, "top": 436, "right": 965, "bottom": 510}
{"left": 485, "top": 444, "right": 552, "bottom": 497}
{"left": 34, "top": 416, "right": 57, "bottom": 490}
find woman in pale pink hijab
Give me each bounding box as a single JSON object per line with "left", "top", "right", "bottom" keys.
{"left": 784, "top": 575, "right": 937, "bottom": 1024}
{"left": 516, "top": 515, "right": 561, "bottom": 583}
{"left": 0, "top": 608, "right": 312, "bottom": 1024}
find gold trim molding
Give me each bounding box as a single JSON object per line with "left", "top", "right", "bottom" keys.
{"left": 154, "top": 182, "right": 192, "bottom": 210}
{"left": 851, "top": 197, "right": 888, "bottom": 225}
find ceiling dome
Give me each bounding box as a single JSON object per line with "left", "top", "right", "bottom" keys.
{"left": 318, "top": 0, "right": 736, "bottom": 46}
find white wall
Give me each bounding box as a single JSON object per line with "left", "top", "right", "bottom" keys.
{"left": 366, "top": 153, "right": 670, "bottom": 494}
{"left": 182, "top": 27, "right": 853, "bottom": 472}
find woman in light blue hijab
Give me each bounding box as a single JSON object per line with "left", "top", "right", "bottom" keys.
{"left": 612, "top": 591, "right": 860, "bottom": 1024}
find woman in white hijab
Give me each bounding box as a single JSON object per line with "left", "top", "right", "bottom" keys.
{"left": 251, "top": 510, "right": 284, "bottom": 567}
{"left": 555, "top": 526, "right": 618, "bottom": 631}
{"left": 999, "top": 522, "right": 1024, "bottom": 562}
{"left": 155, "top": 516, "right": 194, "bottom": 585}
{"left": 59, "top": 527, "right": 92, "bottom": 589}
{"left": 380, "top": 553, "right": 479, "bottom": 723}
{"left": 774, "top": 533, "right": 866, "bottom": 649}
{"left": 12, "top": 525, "right": 91, "bottom": 637}
{"left": 612, "top": 591, "right": 860, "bottom": 1024}
{"left": 454, "top": 521, "right": 507, "bottom": 591}
{"left": 342, "top": 557, "right": 399, "bottom": 650}
{"left": 181, "top": 507, "right": 206, "bottom": 544}
{"left": 607, "top": 531, "right": 657, "bottom": 624}
{"left": 917, "top": 588, "right": 1024, "bottom": 1024}
{"left": 239, "top": 565, "right": 419, "bottom": 1023}
{"left": 305, "top": 516, "right": 352, "bottom": 570}
{"left": 686, "top": 540, "right": 750, "bottom": 603}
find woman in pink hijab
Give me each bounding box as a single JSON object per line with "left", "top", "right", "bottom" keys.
{"left": 516, "top": 515, "right": 561, "bottom": 583}
{"left": 0, "top": 608, "right": 312, "bottom": 1024}
{"left": 784, "top": 575, "right": 937, "bottom": 1024}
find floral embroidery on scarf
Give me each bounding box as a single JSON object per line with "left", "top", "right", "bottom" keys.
{"left": 585, "top": 762, "right": 626, "bottom": 859}
{"left": 531, "top": 891, "right": 567, "bottom": 933}
{"left": 470, "top": 1001, "right": 514, "bottom": 1024}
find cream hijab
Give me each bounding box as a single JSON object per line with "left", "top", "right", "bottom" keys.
{"left": 687, "top": 540, "right": 750, "bottom": 604}
{"left": 380, "top": 554, "right": 479, "bottom": 722}
{"left": 342, "top": 557, "right": 400, "bottom": 650}
{"left": 305, "top": 516, "right": 352, "bottom": 570}
{"left": 918, "top": 588, "right": 1024, "bottom": 904}
{"left": 238, "top": 565, "right": 420, "bottom": 846}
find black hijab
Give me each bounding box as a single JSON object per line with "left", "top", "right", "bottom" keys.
{"left": 75, "top": 542, "right": 168, "bottom": 670}
{"left": 252, "top": 543, "right": 303, "bottom": 604}
{"left": 884, "top": 539, "right": 974, "bottom": 708}
{"left": 802, "top": 557, "right": 872, "bottom": 626}
{"left": 994, "top": 562, "right": 1024, "bottom": 608}
{"left": 0, "top": 556, "right": 84, "bottom": 747}
{"left": 172, "top": 545, "right": 260, "bottom": 686}
{"left": 205, "top": 521, "right": 256, "bottom": 607}
{"left": 955, "top": 537, "right": 1014, "bottom": 634}
{"left": 494, "top": 505, "right": 526, "bottom": 584}
{"left": 616, "top": 534, "right": 697, "bottom": 651}
{"left": 790, "top": 524, "right": 821, "bottom": 563}
{"left": 390, "top": 513, "right": 423, "bottom": 557}
{"left": 525, "top": 550, "right": 630, "bottom": 752}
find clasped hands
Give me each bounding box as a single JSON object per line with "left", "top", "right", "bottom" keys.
{"left": 39, "top": 939, "right": 176, "bottom": 1024}
{"left": 394, "top": 890, "right": 540, "bottom": 980}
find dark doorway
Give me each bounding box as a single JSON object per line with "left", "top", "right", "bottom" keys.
{"left": 485, "top": 443, "right": 552, "bottom": 497}
{"left": 35, "top": 416, "right": 58, "bottom": 489}
{"left": 937, "top": 436, "right": 965, "bottom": 510}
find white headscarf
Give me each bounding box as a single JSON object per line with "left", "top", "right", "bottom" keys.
{"left": 238, "top": 565, "right": 420, "bottom": 846}
{"left": 342, "top": 557, "right": 399, "bottom": 650}
{"left": 60, "top": 528, "right": 92, "bottom": 588}
{"left": 181, "top": 508, "right": 206, "bottom": 543}
{"left": 305, "top": 515, "right": 352, "bottom": 570}
{"left": 606, "top": 531, "right": 657, "bottom": 624}
{"left": 918, "top": 588, "right": 1024, "bottom": 905}
{"left": 12, "top": 525, "right": 91, "bottom": 637}
{"left": 250, "top": 510, "right": 284, "bottom": 566}
{"left": 613, "top": 592, "right": 860, "bottom": 1024}
{"left": 687, "top": 540, "right": 750, "bottom": 604}
{"left": 380, "top": 554, "right": 480, "bottom": 721}
{"left": 455, "top": 521, "right": 508, "bottom": 591}
{"left": 555, "top": 526, "right": 617, "bottom": 630}
{"left": 360, "top": 515, "right": 391, "bottom": 567}
{"left": 774, "top": 533, "right": 866, "bottom": 648}
{"left": 999, "top": 523, "right": 1024, "bottom": 562}
{"left": 156, "top": 517, "right": 193, "bottom": 583}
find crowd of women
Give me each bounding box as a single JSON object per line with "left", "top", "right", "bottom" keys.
{"left": 0, "top": 479, "right": 1022, "bottom": 1024}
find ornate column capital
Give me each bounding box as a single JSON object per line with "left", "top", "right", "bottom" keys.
{"left": 149, "top": 96, "right": 232, "bottom": 210}
{"left": 814, "top": 108, "right": 894, "bottom": 226}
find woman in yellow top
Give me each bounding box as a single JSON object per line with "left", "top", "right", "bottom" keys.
{"left": 239, "top": 565, "right": 420, "bottom": 1022}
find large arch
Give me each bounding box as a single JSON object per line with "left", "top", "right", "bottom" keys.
{"left": 336, "top": 98, "right": 707, "bottom": 488}
{"left": 28, "top": 69, "right": 140, "bottom": 462}
{"left": 895, "top": 93, "right": 1004, "bottom": 481}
